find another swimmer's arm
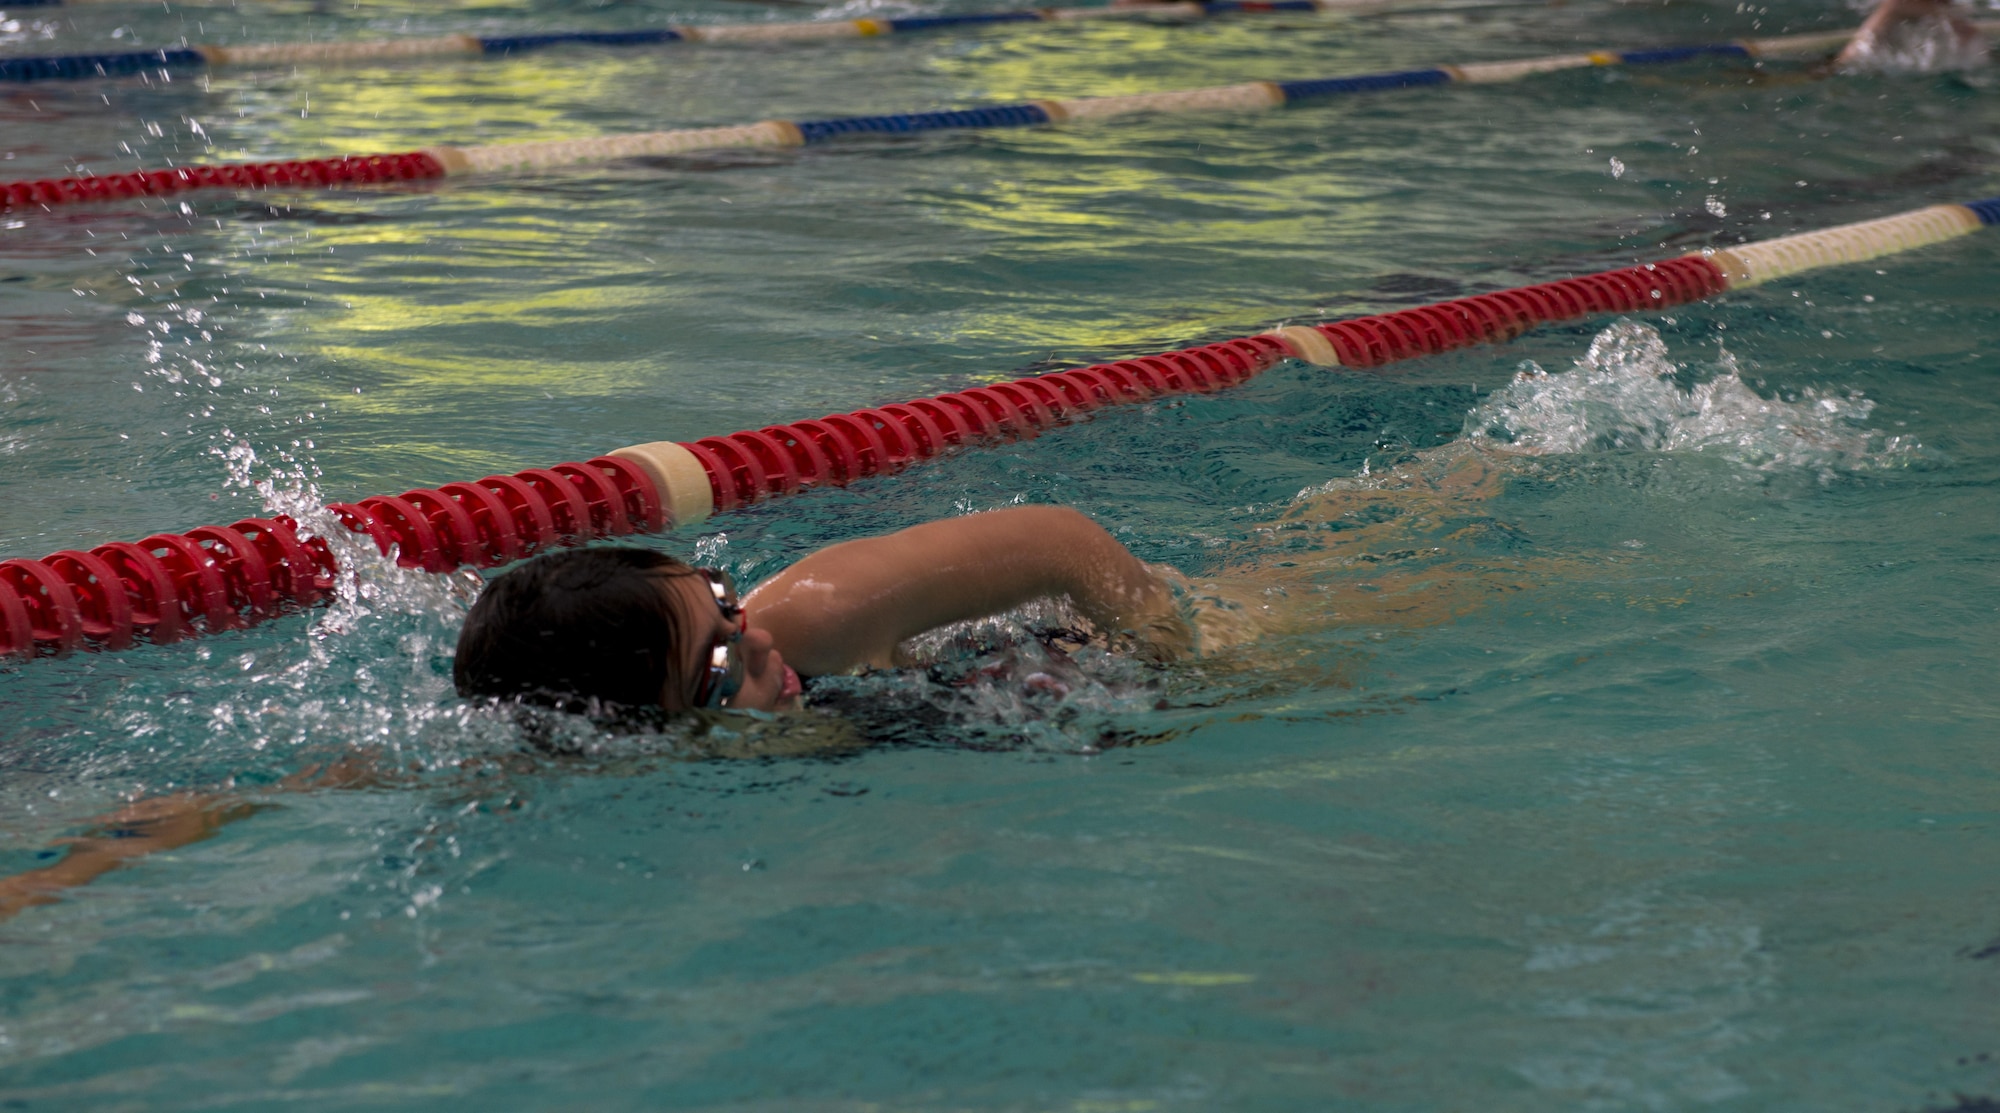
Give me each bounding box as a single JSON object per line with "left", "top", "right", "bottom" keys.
{"left": 743, "top": 506, "right": 1190, "bottom": 676}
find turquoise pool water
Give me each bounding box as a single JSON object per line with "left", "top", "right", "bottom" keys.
{"left": 2, "top": 0, "right": 1999, "bottom": 1108}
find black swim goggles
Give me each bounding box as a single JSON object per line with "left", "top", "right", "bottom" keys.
{"left": 688, "top": 567, "right": 746, "bottom": 710}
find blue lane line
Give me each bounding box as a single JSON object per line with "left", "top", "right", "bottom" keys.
{"left": 794, "top": 103, "right": 1053, "bottom": 143}
{"left": 479, "top": 30, "right": 683, "bottom": 54}
{"left": 885, "top": 12, "right": 1044, "bottom": 32}
{"left": 1967, "top": 197, "right": 2000, "bottom": 226}
{"left": 1618, "top": 43, "right": 1751, "bottom": 64}
{"left": 1202, "top": 1, "right": 1319, "bottom": 12}
{"left": 1277, "top": 67, "right": 1453, "bottom": 101}
{"left": 0, "top": 47, "right": 206, "bottom": 82}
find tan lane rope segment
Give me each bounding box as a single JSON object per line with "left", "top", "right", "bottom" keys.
{"left": 1264, "top": 325, "right": 1341, "bottom": 366}
{"left": 198, "top": 35, "right": 482, "bottom": 66}
{"left": 684, "top": 22, "right": 868, "bottom": 43}
{"left": 1740, "top": 29, "right": 1855, "bottom": 55}
{"left": 1706, "top": 204, "right": 1983, "bottom": 287}
{"left": 608, "top": 442, "right": 716, "bottom": 528}
{"left": 1051, "top": 81, "right": 1285, "bottom": 121}
{"left": 442, "top": 121, "right": 802, "bottom": 175}
{"left": 1445, "top": 53, "right": 1597, "bottom": 82}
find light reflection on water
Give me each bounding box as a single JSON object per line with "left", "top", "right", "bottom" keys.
{"left": 1, "top": 0, "right": 1999, "bottom": 1108}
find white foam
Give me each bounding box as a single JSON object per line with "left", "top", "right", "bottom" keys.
{"left": 1462, "top": 320, "right": 1922, "bottom": 478}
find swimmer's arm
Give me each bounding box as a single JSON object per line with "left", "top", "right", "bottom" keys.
{"left": 0, "top": 792, "right": 259, "bottom": 921}
{"left": 0, "top": 759, "right": 379, "bottom": 922}
{"left": 743, "top": 505, "right": 1189, "bottom": 676}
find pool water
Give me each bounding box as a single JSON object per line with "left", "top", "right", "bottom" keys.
{"left": 3, "top": 0, "right": 1999, "bottom": 1107}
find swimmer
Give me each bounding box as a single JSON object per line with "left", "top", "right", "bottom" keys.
{"left": 0, "top": 442, "right": 1586, "bottom": 926}
{"left": 453, "top": 505, "right": 1195, "bottom": 716}
{"left": 1, "top": 440, "right": 1560, "bottom": 920}
{"left": 1836, "top": 0, "right": 1988, "bottom": 70}
{"left": 0, "top": 508, "right": 1204, "bottom": 919}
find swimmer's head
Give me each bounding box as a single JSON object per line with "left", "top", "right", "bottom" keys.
{"left": 454, "top": 547, "right": 702, "bottom": 715}
{"left": 455, "top": 547, "right": 797, "bottom": 716}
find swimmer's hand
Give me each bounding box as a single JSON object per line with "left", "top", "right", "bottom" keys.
{"left": 1094, "top": 561, "right": 1194, "bottom": 663}
{"left": 1121, "top": 607, "right": 1195, "bottom": 664}
{"left": 743, "top": 506, "right": 1191, "bottom": 677}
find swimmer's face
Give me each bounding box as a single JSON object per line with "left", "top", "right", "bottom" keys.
{"left": 658, "top": 573, "right": 796, "bottom": 713}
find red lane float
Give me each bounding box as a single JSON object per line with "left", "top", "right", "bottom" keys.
{"left": 683, "top": 334, "right": 1294, "bottom": 512}
{"left": 0, "top": 152, "right": 447, "bottom": 208}
{"left": 1311, "top": 256, "right": 1727, "bottom": 368}
{"left": 666, "top": 258, "right": 1725, "bottom": 510}
{"left": 0, "top": 254, "right": 1730, "bottom": 659}
{"left": 0, "top": 457, "right": 660, "bottom": 658}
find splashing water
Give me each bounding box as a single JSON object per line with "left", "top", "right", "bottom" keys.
{"left": 1461, "top": 320, "right": 1922, "bottom": 479}
{"left": 209, "top": 415, "right": 477, "bottom": 656}
{"left": 122, "top": 278, "right": 457, "bottom": 658}
{"left": 104, "top": 293, "right": 494, "bottom": 779}
{"left": 799, "top": 599, "right": 1170, "bottom": 754}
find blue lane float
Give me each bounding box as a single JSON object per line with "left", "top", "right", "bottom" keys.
{"left": 0, "top": 47, "right": 204, "bottom": 82}
{"left": 1617, "top": 43, "right": 1752, "bottom": 64}
{"left": 794, "top": 104, "right": 1055, "bottom": 142}
{"left": 478, "top": 30, "right": 686, "bottom": 55}
{"left": 1273, "top": 67, "right": 1453, "bottom": 100}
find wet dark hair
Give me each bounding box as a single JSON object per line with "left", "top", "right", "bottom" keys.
{"left": 454, "top": 547, "right": 701, "bottom": 713}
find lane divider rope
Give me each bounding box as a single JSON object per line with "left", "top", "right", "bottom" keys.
{"left": 1, "top": 24, "right": 1935, "bottom": 211}
{"left": 0, "top": 0, "right": 1432, "bottom": 85}
{"left": 2, "top": 197, "right": 1990, "bottom": 659}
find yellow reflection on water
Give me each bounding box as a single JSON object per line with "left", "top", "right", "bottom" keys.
{"left": 203, "top": 13, "right": 1401, "bottom": 435}
{"left": 206, "top": 52, "right": 703, "bottom": 158}
{"left": 1131, "top": 971, "right": 1257, "bottom": 986}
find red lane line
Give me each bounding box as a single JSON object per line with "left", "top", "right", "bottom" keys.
{"left": 0, "top": 254, "right": 1729, "bottom": 658}
{"left": 0, "top": 152, "right": 448, "bottom": 209}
